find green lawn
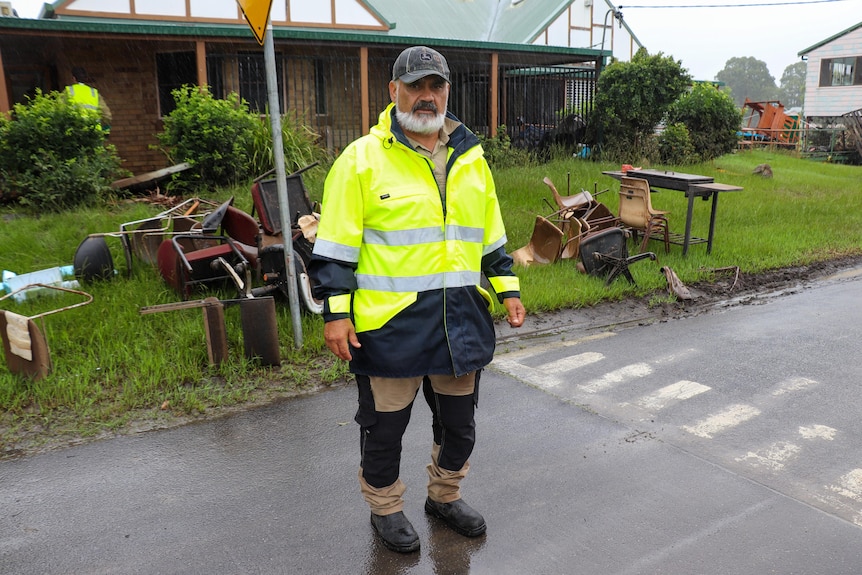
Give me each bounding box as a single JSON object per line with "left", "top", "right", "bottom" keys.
{"left": 1, "top": 148, "right": 860, "bottom": 452}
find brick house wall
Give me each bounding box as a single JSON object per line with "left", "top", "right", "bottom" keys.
{"left": 58, "top": 38, "right": 191, "bottom": 177}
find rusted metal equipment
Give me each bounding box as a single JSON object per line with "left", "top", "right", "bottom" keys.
{"left": 249, "top": 163, "right": 323, "bottom": 314}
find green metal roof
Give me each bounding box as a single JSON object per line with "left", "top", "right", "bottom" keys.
{"left": 0, "top": 9, "right": 602, "bottom": 59}
{"left": 365, "top": 0, "right": 574, "bottom": 44}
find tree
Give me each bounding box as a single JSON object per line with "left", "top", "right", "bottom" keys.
{"left": 667, "top": 83, "right": 742, "bottom": 161}
{"left": 715, "top": 57, "right": 777, "bottom": 107}
{"left": 589, "top": 48, "right": 691, "bottom": 161}
{"left": 779, "top": 61, "right": 806, "bottom": 108}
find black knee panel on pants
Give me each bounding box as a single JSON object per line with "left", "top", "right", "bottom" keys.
{"left": 355, "top": 375, "right": 415, "bottom": 489}
{"left": 423, "top": 381, "right": 476, "bottom": 472}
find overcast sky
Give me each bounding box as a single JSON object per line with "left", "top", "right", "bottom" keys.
{"left": 9, "top": 0, "right": 860, "bottom": 82}
{"left": 620, "top": 0, "right": 859, "bottom": 81}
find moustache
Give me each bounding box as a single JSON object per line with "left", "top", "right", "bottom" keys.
{"left": 412, "top": 102, "right": 438, "bottom": 113}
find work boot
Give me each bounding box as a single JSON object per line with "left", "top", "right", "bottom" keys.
{"left": 424, "top": 497, "right": 487, "bottom": 537}
{"left": 370, "top": 511, "right": 420, "bottom": 553}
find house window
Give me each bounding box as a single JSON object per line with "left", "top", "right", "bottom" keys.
{"left": 819, "top": 56, "right": 862, "bottom": 87}
{"left": 237, "top": 51, "right": 284, "bottom": 113}
{"left": 156, "top": 51, "right": 197, "bottom": 116}
{"left": 315, "top": 60, "right": 327, "bottom": 116}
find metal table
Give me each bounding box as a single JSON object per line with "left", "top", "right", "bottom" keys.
{"left": 603, "top": 169, "right": 743, "bottom": 255}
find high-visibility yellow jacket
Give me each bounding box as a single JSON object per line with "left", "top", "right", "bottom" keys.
{"left": 310, "top": 103, "right": 520, "bottom": 377}
{"left": 65, "top": 82, "right": 112, "bottom": 128}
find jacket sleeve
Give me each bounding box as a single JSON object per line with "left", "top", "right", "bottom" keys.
{"left": 478, "top": 157, "right": 521, "bottom": 302}
{"left": 308, "top": 255, "right": 356, "bottom": 322}
{"left": 308, "top": 144, "right": 365, "bottom": 322}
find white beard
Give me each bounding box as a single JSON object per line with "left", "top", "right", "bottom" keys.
{"left": 395, "top": 108, "right": 446, "bottom": 135}
{"left": 394, "top": 84, "right": 448, "bottom": 135}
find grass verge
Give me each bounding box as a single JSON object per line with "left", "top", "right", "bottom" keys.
{"left": 1, "top": 149, "right": 860, "bottom": 455}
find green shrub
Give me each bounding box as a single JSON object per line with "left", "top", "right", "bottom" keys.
{"left": 588, "top": 49, "right": 691, "bottom": 162}
{"left": 0, "top": 90, "right": 122, "bottom": 211}
{"left": 667, "top": 83, "right": 742, "bottom": 161}
{"left": 249, "top": 109, "right": 327, "bottom": 178}
{"left": 155, "top": 86, "right": 259, "bottom": 190}
{"left": 477, "top": 126, "right": 533, "bottom": 170}
{"left": 658, "top": 122, "right": 696, "bottom": 165}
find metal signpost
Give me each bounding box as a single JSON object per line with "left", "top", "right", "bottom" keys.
{"left": 236, "top": 0, "right": 303, "bottom": 348}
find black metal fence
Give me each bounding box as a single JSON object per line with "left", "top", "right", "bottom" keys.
{"left": 206, "top": 46, "right": 598, "bottom": 154}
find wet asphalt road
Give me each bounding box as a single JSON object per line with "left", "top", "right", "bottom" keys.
{"left": 2, "top": 266, "right": 862, "bottom": 574}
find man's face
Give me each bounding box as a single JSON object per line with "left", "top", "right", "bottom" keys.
{"left": 389, "top": 75, "right": 450, "bottom": 136}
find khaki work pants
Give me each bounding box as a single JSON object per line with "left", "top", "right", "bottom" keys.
{"left": 358, "top": 372, "right": 476, "bottom": 516}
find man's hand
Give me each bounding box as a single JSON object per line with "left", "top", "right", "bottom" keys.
{"left": 503, "top": 297, "right": 526, "bottom": 328}
{"left": 323, "top": 318, "right": 361, "bottom": 361}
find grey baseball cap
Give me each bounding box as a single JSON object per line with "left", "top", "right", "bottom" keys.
{"left": 392, "top": 46, "right": 450, "bottom": 83}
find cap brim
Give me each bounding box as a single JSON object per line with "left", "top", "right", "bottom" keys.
{"left": 397, "top": 71, "right": 449, "bottom": 84}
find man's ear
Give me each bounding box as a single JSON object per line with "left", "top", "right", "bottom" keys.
{"left": 388, "top": 80, "right": 397, "bottom": 103}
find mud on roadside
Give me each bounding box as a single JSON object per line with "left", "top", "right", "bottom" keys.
{"left": 5, "top": 255, "right": 862, "bottom": 460}
{"left": 495, "top": 254, "right": 862, "bottom": 345}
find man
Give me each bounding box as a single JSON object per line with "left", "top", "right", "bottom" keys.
{"left": 309, "top": 46, "right": 525, "bottom": 554}
{"left": 65, "top": 67, "right": 112, "bottom": 131}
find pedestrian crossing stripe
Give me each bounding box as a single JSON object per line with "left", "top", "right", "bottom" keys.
{"left": 634, "top": 380, "right": 711, "bottom": 411}
{"left": 681, "top": 404, "right": 761, "bottom": 438}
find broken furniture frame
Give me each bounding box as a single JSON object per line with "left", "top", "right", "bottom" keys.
{"left": 139, "top": 295, "right": 280, "bottom": 366}
{"left": 578, "top": 227, "right": 656, "bottom": 285}
{"left": 73, "top": 198, "right": 224, "bottom": 283}
{"left": 0, "top": 283, "right": 93, "bottom": 380}
{"left": 249, "top": 163, "right": 323, "bottom": 314}
{"left": 155, "top": 198, "right": 260, "bottom": 300}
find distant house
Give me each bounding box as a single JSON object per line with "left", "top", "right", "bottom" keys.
{"left": 798, "top": 21, "right": 862, "bottom": 118}
{"left": 1, "top": 0, "right": 643, "bottom": 175}
{"left": 798, "top": 21, "right": 862, "bottom": 158}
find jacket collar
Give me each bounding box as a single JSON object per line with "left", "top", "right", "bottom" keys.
{"left": 376, "top": 103, "right": 480, "bottom": 158}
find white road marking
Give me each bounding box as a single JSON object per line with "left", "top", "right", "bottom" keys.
{"left": 492, "top": 352, "right": 605, "bottom": 390}
{"left": 634, "top": 380, "right": 711, "bottom": 411}
{"left": 772, "top": 376, "right": 819, "bottom": 396}
{"left": 735, "top": 441, "right": 801, "bottom": 471}
{"left": 799, "top": 424, "right": 837, "bottom": 441}
{"left": 490, "top": 357, "right": 561, "bottom": 390}
{"left": 579, "top": 363, "right": 652, "bottom": 394}
{"left": 681, "top": 404, "right": 761, "bottom": 438}
{"left": 543, "top": 352, "right": 604, "bottom": 374}
{"left": 827, "top": 469, "right": 862, "bottom": 503}
{"left": 817, "top": 469, "right": 862, "bottom": 527}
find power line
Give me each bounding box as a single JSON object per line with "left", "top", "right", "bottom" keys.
{"left": 621, "top": 0, "right": 849, "bottom": 8}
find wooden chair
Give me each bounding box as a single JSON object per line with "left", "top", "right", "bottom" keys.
{"left": 618, "top": 176, "right": 670, "bottom": 254}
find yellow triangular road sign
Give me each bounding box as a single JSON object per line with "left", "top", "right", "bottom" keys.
{"left": 236, "top": 0, "right": 274, "bottom": 45}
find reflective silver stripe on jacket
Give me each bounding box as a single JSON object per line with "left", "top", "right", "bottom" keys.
{"left": 313, "top": 238, "right": 360, "bottom": 263}
{"left": 483, "top": 234, "right": 508, "bottom": 255}
{"left": 357, "top": 270, "right": 481, "bottom": 292}
{"left": 363, "top": 225, "right": 485, "bottom": 246}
